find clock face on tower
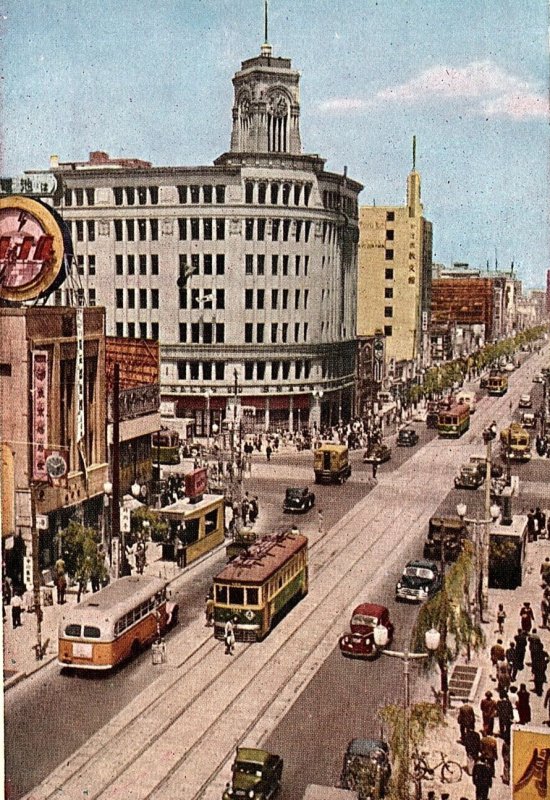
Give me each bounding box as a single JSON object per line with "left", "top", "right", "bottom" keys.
{"left": 268, "top": 93, "right": 288, "bottom": 117}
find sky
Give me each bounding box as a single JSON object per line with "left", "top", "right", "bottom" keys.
{"left": 1, "top": 0, "right": 549, "bottom": 287}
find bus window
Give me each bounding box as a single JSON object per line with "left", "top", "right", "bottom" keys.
{"left": 65, "top": 624, "right": 81, "bottom": 637}
{"left": 83, "top": 626, "right": 101, "bottom": 638}
{"left": 247, "top": 587, "right": 258, "bottom": 605}
{"left": 216, "top": 585, "right": 228, "bottom": 603}
{"left": 229, "top": 586, "right": 245, "bottom": 605}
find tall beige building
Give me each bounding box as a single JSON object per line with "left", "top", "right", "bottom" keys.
{"left": 357, "top": 153, "right": 432, "bottom": 376}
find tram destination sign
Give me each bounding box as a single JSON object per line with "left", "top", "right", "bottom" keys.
{"left": 0, "top": 174, "right": 57, "bottom": 197}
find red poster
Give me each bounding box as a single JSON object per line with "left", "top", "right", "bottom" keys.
{"left": 185, "top": 468, "right": 207, "bottom": 500}
{"left": 32, "top": 351, "right": 48, "bottom": 481}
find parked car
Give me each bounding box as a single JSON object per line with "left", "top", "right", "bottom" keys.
{"left": 340, "top": 739, "right": 391, "bottom": 798}
{"left": 339, "top": 603, "right": 394, "bottom": 660}
{"left": 454, "top": 463, "right": 484, "bottom": 489}
{"left": 522, "top": 412, "right": 536, "bottom": 428}
{"left": 397, "top": 427, "right": 419, "bottom": 447}
{"left": 395, "top": 559, "right": 442, "bottom": 602}
{"left": 469, "top": 455, "right": 504, "bottom": 479}
{"left": 283, "top": 486, "right": 316, "bottom": 513}
{"left": 519, "top": 393, "right": 532, "bottom": 408}
{"left": 423, "top": 516, "right": 469, "bottom": 561}
{"left": 223, "top": 747, "right": 283, "bottom": 800}
{"left": 363, "top": 443, "right": 391, "bottom": 464}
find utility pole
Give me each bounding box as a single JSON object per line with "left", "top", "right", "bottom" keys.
{"left": 30, "top": 483, "right": 44, "bottom": 659}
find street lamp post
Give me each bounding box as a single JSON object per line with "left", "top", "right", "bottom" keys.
{"left": 312, "top": 388, "right": 324, "bottom": 432}
{"left": 456, "top": 501, "right": 501, "bottom": 626}
{"left": 103, "top": 480, "right": 112, "bottom": 562}
{"left": 373, "top": 626, "right": 441, "bottom": 800}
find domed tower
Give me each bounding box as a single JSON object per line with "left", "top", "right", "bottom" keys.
{"left": 229, "top": 5, "right": 301, "bottom": 155}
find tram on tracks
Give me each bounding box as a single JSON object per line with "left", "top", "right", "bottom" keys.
{"left": 212, "top": 531, "right": 308, "bottom": 642}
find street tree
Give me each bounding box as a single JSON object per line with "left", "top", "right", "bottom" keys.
{"left": 56, "top": 520, "right": 107, "bottom": 588}
{"left": 130, "top": 506, "right": 169, "bottom": 544}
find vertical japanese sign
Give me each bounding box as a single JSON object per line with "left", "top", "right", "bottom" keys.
{"left": 32, "top": 350, "right": 49, "bottom": 481}
{"left": 76, "top": 306, "right": 85, "bottom": 442}
{"left": 512, "top": 727, "right": 550, "bottom": 800}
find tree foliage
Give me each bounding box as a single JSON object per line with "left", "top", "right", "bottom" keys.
{"left": 56, "top": 520, "right": 107, "bottom": 585}
{"left": 129, "top": 506, "right": 169, "bottom": 544}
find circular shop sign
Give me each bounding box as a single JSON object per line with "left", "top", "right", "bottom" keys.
{"left": 0, "top": 195, "right": 66, "bottom": 302}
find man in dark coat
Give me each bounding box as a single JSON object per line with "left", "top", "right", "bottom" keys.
{"left": 458, "top": 702, "right": 476, "bottom": 743}
{"left": 464, "top": 727, "right": 481, "bottom": 775}
{"left": 496, "top": 692, "right": 514, "bottom": 742}
{"left": 515, "top": 628, "right": 528, "bottom": 671}
{"left": 472, "top": 758, "right": 493, "bottom": 800}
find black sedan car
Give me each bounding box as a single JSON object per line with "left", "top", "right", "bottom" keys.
{"left": 397, "top": 427, "right": 419, "bottom": 447}
{"left": 283, "top": 486, "right": 316, "bottom": 513}
{"left": 395, "top": 559, "right": 442, "bottom": 603}
{"left": 363, "top": 444, "right": 392, "bottom": 464}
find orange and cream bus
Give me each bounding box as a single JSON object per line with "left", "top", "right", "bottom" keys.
{"left": 57, "top": 575, "right": 178, "bottom": 671}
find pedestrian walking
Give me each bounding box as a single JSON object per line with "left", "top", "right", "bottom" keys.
{"left": 472, "top": 758, "right": 493, "bottom": 800}
{"left": 490, "top": 639, "right": 505, "bottom": 678}
{"left": 527, "top": 510, "right": 536, "bottom": 542}
{"left": 516, "top": 683, "right": 531, "bottom": 724}
{"left": 506, "top": 641, "right": 519, "bottom": 681}
{"left": 531, "top": 647, "right": 549, "bottom": 696}
{"left": 265, "top": 445, "right": 272, "bottom": 462}
{"left": 11, "top": 592, "right": 23, "bottom": 628}
{"left": 224, "top": 617, "right": 237, "bottom": 655}
{"left": 458, "top": 701, "right": 476, "bottom": 743}
{"left": 318, "top": 509, "right": 324, "bottom": 535}
{"left": 249, "top": 496, "right": 259, "bottom": 524}
{"left": 541, "top": 595, "right": 550, "bottom": 629}
{"left": 520, "top": 601, "right": 535, "bottom": 633}
{"left": 56, "top": 573, "right": 67, "bottom": 605}
{"left": 501, "top": 739, "right": 510, "bottom": 785}
{"left": 496, "top": 603, "right": 507, "bottom": 635}
{"left": 463, "top": 727, "right": 481, "bottom": 775}
{"left": 515, "top": 628, "right": 527, "bottom": 671}
{"left": 480, "top": 732, "right": 498, "bottom": 777}
{"left": 372, "top": 461, "right": 378, "bottom": 480}
{"left": 497, "top": 659, "right": 511, "bottom": 694}
{"left": 496, "top": 692, "right": 514, "bottom": 741}
{"left": 529, "top": 628, "right": 543, "bottom": 658}
{"left": 205, "top": 596, "right": 215, "bottom": 627}
{"left": 480, "top": 691, "right": 497, "bottom": 735}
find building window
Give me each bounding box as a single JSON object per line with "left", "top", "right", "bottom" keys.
{"left": 385, "top": 268, "right": 394, "bottom": 280}
{"left": 127, "top": 255, "right": 135, "bottom": 275}
{"left": 127, "top": 323, "right": 135, "bottom": 337}
{"left": 178, "top": 218, "right": 187, "bottom": 240}
{"left": 64, "top": 188, "right": 72, "bottom": 206}
{"left": 294, "top": 323, "right": 300, "bottom": 341}
{"left": 385, "top": 249, "right": 394, "bottom": 260}
{"left": 189, "top": 361, "right": 199, "bottom": 380}
{"left": 215, "top": 185, "right": 225, "bottom": 203}
{"left": 245, "top": 289, "right": 253, "bottom": 309}
{"left": 139, "top": 322, "right": 147, "bottom": 338}
{"left": 294, "top": 185, "right": 301, "bottom": 205}
{"left": 245, "top": 323, "right": 253, "bottom": 343}
{"left": 257, "top": 219, "right": 266, "bottom": 241}
{"left": 149, "top": 187, "right": 159, "bottom": 205}
{"left": 216, "top": 218, "right": 225, "bottom": 240}
{"left": 294, "top": 290, "right": 300, "bottom": 310}
{"left": 151, "top": 289, "right": 159, "bottom": 309}
{"left": 116, "top": 322, "right": 123, "bottom": 336}
{"left": 386, "top": 229, "right": 394, "bottom": 241}
{"left": 384, "top": 287, "right": 393, "bottom": 299}
{"left": 126, "top": 219, "right": 135, "bottom": 241}
{"left": 386, "top": 211, "right": 395, "bottom": 222}
{"left": 384, "top": 325, "right": 392, "bottom": 336}
{"left": 177, "top": 361, "right": 187, "bottom": 379}
{"left": 215, "top": 361, "right": 225, "bottom": 380}
{"left": 245, "top": 182, "right": 254, "bottom": 203}
{"left": 257, "top": 254, "right": 265, "bottom": 275}
{"left": 216, "top": 322, "right": 224, "bottom": 342}
{"left": 272, "top": 219, "right": 280, "bottom": 241}
{"left": 179, "top": 289, "right": 187, "bottom": 308}
{"left": 245, "top": 254, "right": 253, "bottom": 275}
{"left": 126, "top": 187, "right": 135, "bottom": 205}
{"left": 138, "top": 218, "right": 147, "bottom": 240}
{"left": 191, "top": 323, "right": 200, "bottom": 343}
{"left": 295, "top": 255, "right": 300, "bottom": 275}
{"left": 177, "top": 185, "right": 188, "bottom": 203}
{"left": 179, "top": 323, "right": 187, "bottom": 342}
{"left": 88, "top": 255, "right": 96, "bottom": 275}
{"left": 282, "top": 183, "right": 291, "bottom": 205}
{"left": 191, "top": 288, "right": 200, "bottom": 309}
{"left": 245, "top": 219, "right": 254, "bottom": 240}
{"left": 304, "top": 221, "right": 311, "bottom": 243}
{"left": 86, "top": 188, "right": 95, "bottom": 205}
{"left": 304, "top": 184, "right": 312, "bottom": 206}
{"left": 303, "top": 322, "right": 308, "bottom": 341}
{"left": 282, "top": 322, "right": 288, "bottom": 342}
{"left": 271, "top": 289, "right": 278, "bottom": 309}
{"left": 204, "top": 254, "right": 213, "bottom": 275}
{"left": 304, "top": 289, "right": 309, "bottom": 309}
{"left": 203, "top": 362, "right": 212, "bottom": 380}
{"left": 150, "top": 219, "right": 158, "bottom": 240}
{"left": 76, "top": 255, "right": 84, "bottom": 275}
{"left": 191, "top": 253, "right": 200, "bottom": 274}
{"left": 384, "top": 306, "right": 393, "bottom": 317}
{"left": 282, "top": 361, "right": 290, "bottom": 379}
{"left": 282, "top": 289, "right": 289, "bottom": 309}
{"left": 272, "top": 255, "right": 278, "bottom": 275}
{"left": 282, "top": 220, "right": 290, "bottom": 241}
{"left": 257, "top": 362, "right": 266, "bottom": 380}
{"left": 114, "top": 187, "right": 124, "bottom": 205}
{"left": 258, "top": 183, "right": 267, "bottom": 204}
{"left": 257, "top": 323, "right": 264, "bottom": 343}
{"left": 190, "top": 185, "right": 200, "bottom": 203}
{"left": 116, "top": 288, "right": 123, "bottom": 308}
{"left": 257, "top": 289, "right": 265, "bottom": 309}
{"left": 151, "top": 322, "right": 159, "bottom": 340}
{"left": 216, "top": 289, "right": 225, "bottom": 309}
{"left": 244, "top": 361, "right": 254, "bottom": 380}
{"left": 216, "top": 254, "right": 225, "bottom": 274}
{"left": 87, "top": 220, "right": 95, "bottom": 241}
{"left": 151, "top": 254, "right": 159, "bottom": 275}
{"left": 295, "top": 221, "right": 302, "bottom": 242}
{"left": 271, "top": 323, "right": 278, "bottom": 342}
{"left": 137, "top": 186, "right": 147, "bottom": 205}
{"left": 295, "top": 360, "right": 302, "bottom": 379}
{"left": 139, "top": 254, "right": 147, "bottom": 275}
{"left": 203, "top": 323, "right": 213, "bottom": 344}
{"left": 116, "top": 254, "right": 123, "bottom": 275}
{"left": 127, "top": 289, "right": 135, "bottom": 309}
{"left": 189, "top": 219, "right": 199, "bottom": 240}
{"left": 203, "top": 185, "right": 212, "bottom": 204}
{"left": 271, "top": 361, "right": 279, "bottom": 380}
{"left": 203, "top": 218, "right": 213, "bottom": 240}
{"left": 271, "top": 183, "right": 279, "bottom": 204}
{"left": 76, "top": 221, "right": 84, "bottom": 242}
{"left": 282, "top": 255, "right": 289, "bottom": 275}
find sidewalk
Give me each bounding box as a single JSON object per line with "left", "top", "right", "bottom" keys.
{"left": 414, "top": 536, "right": 550, "bottom": 800}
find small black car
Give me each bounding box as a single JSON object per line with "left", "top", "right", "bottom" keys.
{"left": 363, "top": 444, "right": 392, "bottom": 464}
{"left": 223, "top": 747, "right": 283, "bottom": 800}
{"left": 397, "top": 428, "right": 419, "bottom": 447}
{"left": 395, "top": 559, "right": 442, "bottom": 602}
{"left": 283, "top": 486, "right": 315, "bottom": 513}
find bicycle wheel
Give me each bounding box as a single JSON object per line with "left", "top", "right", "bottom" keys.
{"left": 441, "top": 760, "right": 462, "bottom": 783}
{"left": 409, "top": 757, "right": 429, "bottom": 783}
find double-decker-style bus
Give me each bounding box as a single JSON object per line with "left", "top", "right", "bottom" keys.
{"left": 152, "top": 428, "right": 180, "bottom": 464}
{"left": 57, "top": 575, "right": 178, "bottom": 671}
{"left": 487, "top": 372, "right": 508, "bottom": 396}
{"left": 212, "top": 531, "right": 308, "bottom": 642}
{"left": 437, "top": 402, "right": 471, "bottom": 438}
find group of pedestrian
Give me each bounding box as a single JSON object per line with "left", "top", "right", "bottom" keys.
{"left": 527, "top": 507, "right": 547, "bottom": 542}
{"left": 241, "top": 492, "right": 259, "bottom": 526}
{"left": 458, "top": 699, "right": 504, "bottom": 799}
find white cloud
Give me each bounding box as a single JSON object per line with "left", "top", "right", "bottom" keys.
{"left": 319, "top": 60, "right": 548, "bottom": 120}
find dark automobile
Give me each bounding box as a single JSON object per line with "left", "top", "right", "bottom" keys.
{"left": 363, "top": 444, "right": 391, "bottom": 464}
{"left": 339, "top": 603, "right": 394, "bottom": 660}
{"left": 423, "top": 516, "right": 468, "bottom": 561}
{"left": 469, "top": 455, "right": 504, "bottom": 479}
{"left": 283, "top": 486, "right": 315, "bottom": 513}
{"left": 223, "top": 747, "right": 283, "bottom": 800}
{"left": 395, "top": 559, "right": 441, "bottom": 602}
{"left": 454, "top": 464, "right": 484, "bottom": 490}
{"left": 397, "top": 427, "right": 419, "bottom": 447}
{"left": 340, "top": 739, "right": 391, "bottom": 798}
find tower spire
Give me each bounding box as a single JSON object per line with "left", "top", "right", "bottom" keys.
{"left": 412, "top": 135, "right": 416, "bottom": 171}
{"left": 260, "top": 0, "right": 272, "bottom": 56}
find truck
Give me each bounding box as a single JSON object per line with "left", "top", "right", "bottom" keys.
{"left": 314, "top": 444, "right": 352, "bottom": 484}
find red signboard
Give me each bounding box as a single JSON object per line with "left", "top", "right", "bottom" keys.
{"left": 32, "top": 351, "right": 49, "bottom": 481}
{"left": 185, "top": 468, "right": 207, "bottom": 500}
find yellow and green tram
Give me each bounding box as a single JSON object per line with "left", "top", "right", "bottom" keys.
{"left": 212, "top": 531, "right": 308, "bottom": 642}
{"left": 487, "top": 373, "right": 508, "bottom": 396}
{"left": 437, "top": 402, "right": 470, "bottom": 438}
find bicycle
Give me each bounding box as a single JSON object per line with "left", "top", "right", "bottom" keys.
{"left": 410, "top": 750, "right": 463, "bottom": 784}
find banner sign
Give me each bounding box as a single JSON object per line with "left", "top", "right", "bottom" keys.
{"left": 512, "top": 726, "right": 550, "bottom": 800}
{"left": 0, "top": 174, "right": 57, "bottom": 196}
{"left": 32, "top": 350, "right": 49, "bottom": 481}
{"left": 76, "top": 306, "right": 85, "bottom": 442}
